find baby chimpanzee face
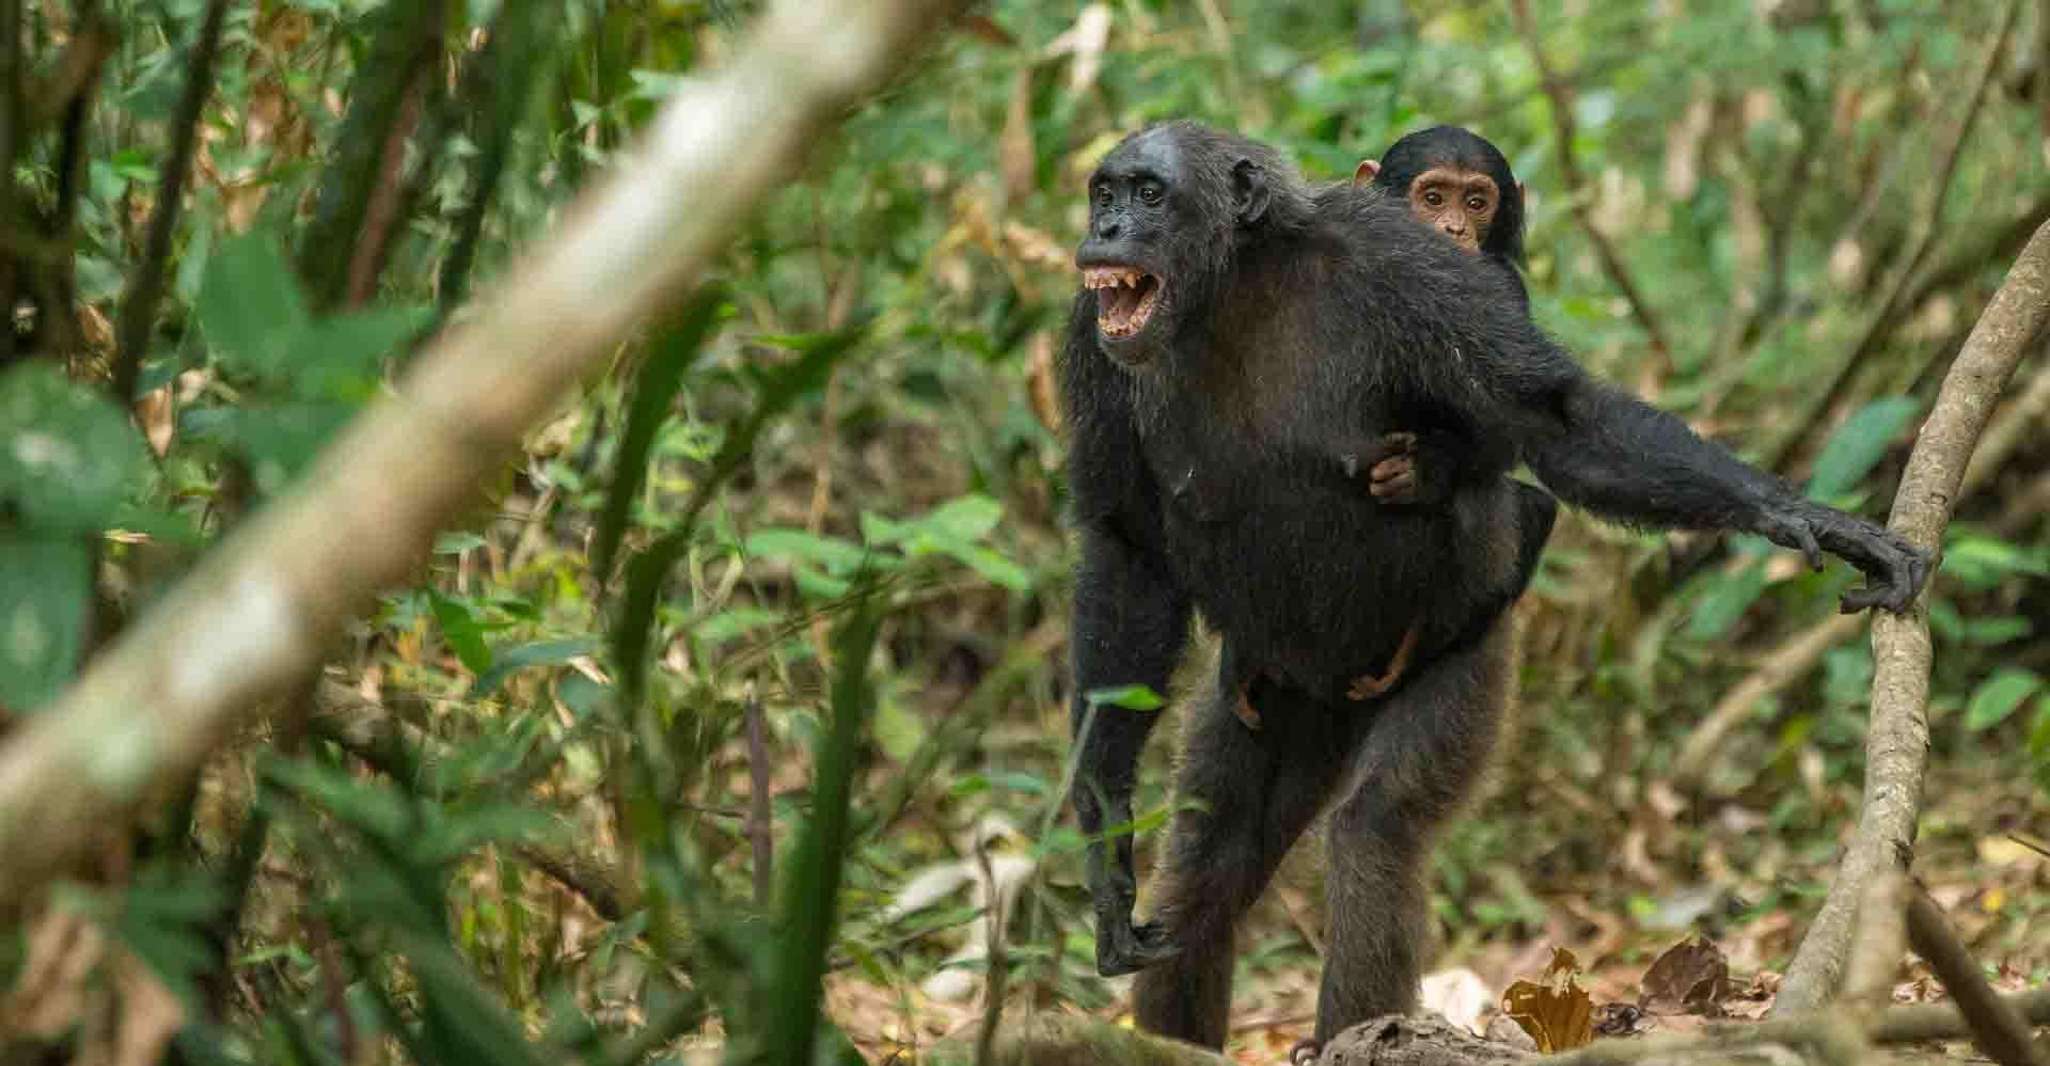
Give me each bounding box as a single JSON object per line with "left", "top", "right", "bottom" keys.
{"left": 1404, "top": 165, "right": 1501, "bottom": 253}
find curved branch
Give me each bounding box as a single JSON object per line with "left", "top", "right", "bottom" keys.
{"left": 0, "top": 0, "right": 962, "bottom": 911}
{"left": 1773, "top": 218, "right": 2050, "bottom": 1014}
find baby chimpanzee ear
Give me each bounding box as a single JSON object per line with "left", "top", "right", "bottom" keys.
{"left": 1354, "top": 159, "right": 1381, "bottom": 185}
{"left": 1232, "top": 157, "right": 1271, "bottom": 225}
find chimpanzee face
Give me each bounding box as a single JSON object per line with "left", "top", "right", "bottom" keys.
{"left": 1075, "top": 130, "right": 1181, "bottom": 362}
{"left": 1406, "top": 165, "right": 1501, "bottom": 253}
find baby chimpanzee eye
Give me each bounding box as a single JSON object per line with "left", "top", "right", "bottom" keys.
{"left": 1423, "top": 191, "right": 1443, "bottom": 207}
{"left": 1138, "top": 180, "right": 1164, "bottom": 205}
{"left": 1467, "top": 196, "right": 1486, "bottom": 212}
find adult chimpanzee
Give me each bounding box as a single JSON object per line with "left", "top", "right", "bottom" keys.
{"left": 1061, "top": 121, "right": 1928, "bottom": 1051}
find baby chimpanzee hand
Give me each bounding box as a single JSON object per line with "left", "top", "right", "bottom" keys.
{"left": 1340, "top": 431, "right": 1425, "bottom": 504}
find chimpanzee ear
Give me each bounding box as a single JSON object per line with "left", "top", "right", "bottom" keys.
{"left": 1517, "top": 180, "right": 1527, "bottom": 206}
{"left": 1232, "top": 157, "right": 1271, "bottom": 225}
{"left": 1354, "top": 159, "right": 1381, "bottom": 185}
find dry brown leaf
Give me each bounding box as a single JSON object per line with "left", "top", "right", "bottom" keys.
{"left": 1501, "top": 947, "right": 1594, "bottom": 1052}
{"left": 134, "top": 386, "right": 175, "bottom": 457}
{"left": 997, "top": 67, "right": 1036, "bottom": 200}
{"left": 1638, "top": 935, "right": 1731, "bottom": 1016}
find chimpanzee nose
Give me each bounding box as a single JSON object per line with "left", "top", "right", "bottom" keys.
{"left": 1097, "top": 216, "right": 1124, "bottom": 239}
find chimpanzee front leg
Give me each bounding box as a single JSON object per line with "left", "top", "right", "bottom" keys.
{"left": 1071, "top": 521, "right": 1191, "bottom": 976}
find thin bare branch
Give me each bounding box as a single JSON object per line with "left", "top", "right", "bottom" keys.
{"left": 0, "top": 0, "right": 963, "bottom": 911}
{"left": 111, "top": 0, "right": 233, "bottom": 403}
{"left": 1508, "top": 0, "right": 1674, "bottom": 367}
{"left": 1767, "top": 0, "right": 2022, "bottom": 474}
{"left": 1774, "top": 218, "right": 2050, "bottom": 1013}
{"left": 1905, "top": 885, "right": 2049, "bottom": 1066}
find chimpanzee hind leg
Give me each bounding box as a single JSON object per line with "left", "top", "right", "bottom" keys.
{"left": 1134, "top": 670, "right": 1373, "bottom": 1048}
{"left": 1315, "top": 620, "right": 1513, "bottom": 1043}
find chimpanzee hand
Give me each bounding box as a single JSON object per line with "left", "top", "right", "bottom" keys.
{"left": 1095, "top": 910, "right": 1179, "bottom": 976}
{"left": 1366, "top": 431, "right": 1420, "bottom": 503}
{"left": 1755, "top": 501, "right": 1932, "bottom": 615}
{"left": 1341, "top": 431, "right": 1430, "bottom": 505}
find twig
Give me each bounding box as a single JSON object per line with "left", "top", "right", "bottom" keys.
{"left": 971, "top": 838, "right": 1007, "bottom": 1066}
{"left": 1669, "top": 612, "right": 1864, "bottom": 791}
{"left": 0, "top": 0, "right": 965, "bottom": 911}
{"left": 111, "top": 0, "right": 232, "bottom": 402}
{"left": 1508, "top": 0, "right": 1673, "bottom": 368}
{"left": 1767, "top": 0, "right": 2021, "bottom": 474}
{"left": 1774, "top": 219, "right": 2050, "bottom": 1014}
{"left": 1873, "top": 988, "right": 2050, "bottom": 1044}
{"left": 1904, "top": 885, "right": 2048, "bottom": 1066}
{"left": 745, "top": 687, "right": 773, "bottom": 908}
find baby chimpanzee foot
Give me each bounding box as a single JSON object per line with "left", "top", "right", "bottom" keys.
{"left": 1347, "top": 626, "right": 1419, "bottom": 701}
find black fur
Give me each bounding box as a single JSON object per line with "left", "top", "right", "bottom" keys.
{"left": 1063, "top": 121, "right": 1929, "bottom": 1048}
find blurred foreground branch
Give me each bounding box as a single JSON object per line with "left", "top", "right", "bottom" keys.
{"left": 0, "top": 0, "right": 960, "bottom": 910}
{"left": 1773, "top": 219, "right": 2050, "bottom": 1014}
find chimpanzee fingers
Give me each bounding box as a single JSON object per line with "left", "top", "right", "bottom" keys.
{"left": 1379, "top": 430, "right": 1418, "bottom": 453}
{"left": 1794, "top": 523, "right": 1824, "bottom": 572}
{"left": 1095, "top": 917, "right": 1181, "bottom": 976}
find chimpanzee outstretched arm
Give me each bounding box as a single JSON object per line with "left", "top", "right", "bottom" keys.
{"left": 1070, "top": 520, "right": 1189, "bottom": 976}
{"left": 1512, "top": 373, "right": 1930, "bottom": 613}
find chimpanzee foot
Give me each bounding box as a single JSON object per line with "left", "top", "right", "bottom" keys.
{"left": 1347, "top": 625, "right": 1419, "bottom": 701}
{"left": 1095, "top": 916, "right": 1180, "bottom": 977}
{"left": 1233, "top": 683, "right": 1263, "bottom": 730}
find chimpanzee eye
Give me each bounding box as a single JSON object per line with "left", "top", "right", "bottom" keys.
{"left": 1096, "top": 185, "right": 1113, "bottom": 208}
{"left": 1423, "top": 191, "right": 1443, "bottom": 207}
{"left": 1467, "top": 196, "right": 1486, "bottom": 212}
{"left": 1138, "top": 181, "right": 1164, "bottom": 205}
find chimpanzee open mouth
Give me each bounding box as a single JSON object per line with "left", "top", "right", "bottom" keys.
{"left": 1083, "top": 267, "right": 1163, "bottom": 339}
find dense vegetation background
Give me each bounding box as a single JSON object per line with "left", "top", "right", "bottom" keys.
{"left": 0, "top": 0, "right": 2045, "bottom": 1063}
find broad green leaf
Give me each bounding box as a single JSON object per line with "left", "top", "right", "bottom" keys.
{"left": 1805, "top": 397, "right": 1918, "bottom": 500}
{"left": 197, "top": 234, "right": 310, "bottom": 380}
{"left": 1965, "top": 669, "right": 2042, "bottom": 732}
{"left": 745, "top": 528, "right": 871, "bottom": 574}
{"left": 0, "top": 364, "right": 150, "bottom": 533}
{"left": 1087, "top": 684, "right": 1166, "bottom": 711}
{"left": 429, "top": 592, "right": 495, "bottom": 675}
{"left": 469, "top": 636, "right": 602, "bottom": 697}
{"left": 1685, "top": 558, "right": 1768, "bottom": 640}
{"left": 292, "top": 305, "right": 430, "bottom": 399}
{"left": 0, "top": 533, "right": 90, "bottom": 712}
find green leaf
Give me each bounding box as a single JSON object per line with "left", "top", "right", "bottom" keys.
{"left": 468, "top": 636, "right": 602, "bottom": 697}
{"left": 1086, "top": 684, "right": 1165, "bottom": 711}
{"left": 1805, "top": 397, "right": 1918, "bottom": 500}
{"left": 0, "top": 364, "right": 150, "bottom": 533}
{"left": 746, "top": 528, "right": 872, "bottom": 574}
{"left": 0, "top": 533, "right": 91, "bottom": 713}
{"left": 1965, "top": 669, "right": 2042, "bottom": 732}
{"left": 593, "top": 288, "right": 726, "bottom": 588}
{"left": 197, "top": 233, "right": 310, "bottom": 380}
{"left": 429, "top": 592, "right": 495, "bottom": 675}
{"left": 1686, "top": 558, "right": 1768, "bottom": 640}
{"left": 293, "top": 304, "right": 430, "bottom": 399}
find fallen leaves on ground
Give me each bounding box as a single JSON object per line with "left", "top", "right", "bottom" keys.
{"left": 1501, "top": 947, "right": 1594, "bottom": 1052}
